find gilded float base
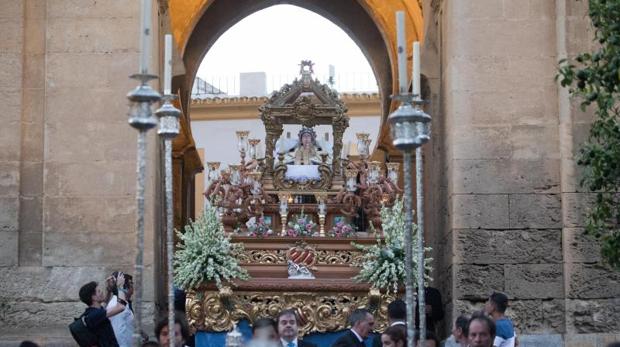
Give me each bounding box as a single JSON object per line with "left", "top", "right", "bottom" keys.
{"left": 186, "top": 288, "right": 395, "bottom": 335}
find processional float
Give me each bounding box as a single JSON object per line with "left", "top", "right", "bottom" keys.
{"left": 187, "top": 61, "right": 407, "bottom": 335}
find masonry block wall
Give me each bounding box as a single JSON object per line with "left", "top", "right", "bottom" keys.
{"left": 425, "top": 0, "right": 620, "bottom": 345}
{"left": 0, "top": 1, "right": 159, "bottom": 342}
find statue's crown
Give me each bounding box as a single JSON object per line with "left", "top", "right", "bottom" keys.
{"left": 298, "top": 127, "right": 316, "bottom": 140}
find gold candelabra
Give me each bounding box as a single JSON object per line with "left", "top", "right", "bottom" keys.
{"left": 318, "top": 214, "right": 326, "bottom": 237}
{"left": 316, "top": 193, "right": 327, "bottom": 237}
{"left": 278, "top": 193, "right": 289, "bottom": 236}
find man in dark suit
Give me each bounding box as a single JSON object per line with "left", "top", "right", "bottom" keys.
{"left": 372, "top": 299, "right": 407, "bottom": 347}
{"left": 277, "top": 309, "right": 317, "bottom": 347}
{"left": 331, "top": 309, "right": 375, "bottom": 347}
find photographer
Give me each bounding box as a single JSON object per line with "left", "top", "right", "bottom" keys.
{"left": 106, "top": 272, "right": 134, "bottom": 347}
{"left": 75, "top": 277, "right": 127, "bottom": 347}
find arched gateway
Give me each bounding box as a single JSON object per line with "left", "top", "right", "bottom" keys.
{"left": 163, "top": 0, "right": 427, "bottom": 345}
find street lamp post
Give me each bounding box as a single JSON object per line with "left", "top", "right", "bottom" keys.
{"left": 392, "top": 11, "right": 432, "bottom": 347}
{"left": 157, "top": 34, "right": 182, "bottom": 347}
{"left": 388, "top": 93, "right": 431, "bottom": 347}
{"left": 388, "top": 95, "right": 431, "bottom": 346}
{"left": 128, "top": 1, "right": 160, "bottom": 344}
{"left": 127, "top": 71, "right": 160, "bottom": 346}
{"left": 156, "top": 96, "right": 180, "bottom": 347}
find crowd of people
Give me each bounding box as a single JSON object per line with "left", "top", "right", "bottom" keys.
{"left": 67, "top": 275, "right": 620, "bottom": 347}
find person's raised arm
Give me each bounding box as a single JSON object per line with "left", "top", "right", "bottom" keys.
{"left": 105, "top": 273, "right": 127, "bottom": 317}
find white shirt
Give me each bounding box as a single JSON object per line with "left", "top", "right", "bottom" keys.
{"left": 493, "top": 336, "right": 516, "bottom": 347}
{"left": 106, "top": 295, "right": 134, "bottom": 347}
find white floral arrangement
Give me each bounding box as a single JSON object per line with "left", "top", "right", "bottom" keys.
{"left": 352, "top": 198, "right": 433, "bottom": 292}
{"left": 174, "top": 204, "right": 250, "bottom": 290}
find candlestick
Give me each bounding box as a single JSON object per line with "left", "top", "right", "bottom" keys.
{"left": 345, "top": 168, "right": 358, "bottom": 192}
{"left": 413, "top": 41, "right": 420, "bottom": 99}
{"left": 139, "top": 0, "right": 152, "bottom": 74}
{"left": 248, "top": 139, "right": 261, "bottom": 160}
{"left": 164, "top": 34, "right": 172, "bottom": 95}
{"left": 318, "top": 213, "right": 326, "bottom": 237}
{"left": 396, "top": 11, "right": 407, "bottom": 94}
{"left": 279, "top": 194, "right": 289, "bottom": 236}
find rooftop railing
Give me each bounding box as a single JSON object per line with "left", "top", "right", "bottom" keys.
{"left": 192, "top": 72, "right": 378, "bottom": 98}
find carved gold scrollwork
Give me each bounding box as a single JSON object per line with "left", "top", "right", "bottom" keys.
{"left": 186, "top": 290, "right": 396, "bottom": 335}
{"left": 237, "top": 249, "right": 363, "bottom": 266}
{"left": 316, "top": 250, "right": 363, "bottom": 266}
{"left": 237, "top": 250, "right": 286, "bottom": 264}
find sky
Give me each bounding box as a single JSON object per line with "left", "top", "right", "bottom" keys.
{"left": 196, "top": 5, "right": 378, "bottom": 94}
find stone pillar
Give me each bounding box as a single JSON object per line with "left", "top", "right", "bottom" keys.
{"left": 556, "top": 1, "right": 620, "bottom": 345}
{"left": 437, "top": 0, "right": 565, "bottom": 338}
{"left": 0, "top": 0, "right": 159, "bottom": 341}
{"left": 425, "top": 0, "right": 620, "bottom": 344}
{"left": 18, "top": 0, "right": 46, "bottom": 267}
{"left": 0, "top": 0, "right": 23, "bottom": 268}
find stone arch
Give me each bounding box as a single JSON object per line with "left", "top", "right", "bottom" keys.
{"left": 169, "top": 0, "right": 423, "bottom": 126}
{"left": 161, "top": 1, "right": 445, "bottom": 332}
{"left": 180, "top": 1, "right": 387, "bottom": 119}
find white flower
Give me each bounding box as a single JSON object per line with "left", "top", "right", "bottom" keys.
{"left": 352, "top": 198, "right": 433, "bottom": 292}
{"left": 174, "top": 203, "right": 249, "bottom": 290}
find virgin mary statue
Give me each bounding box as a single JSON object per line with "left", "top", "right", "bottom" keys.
{"left": 284, "top": 127, "right": 332, "bottom": 165}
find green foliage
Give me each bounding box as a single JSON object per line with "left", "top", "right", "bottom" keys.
{"left": 174, "top": 204, "right": 249, "bottom": 290}
{"left": 352, "top": 199, "right": 432, "bottom": 292}
{"left": 557, "top": 0, "right": 620, "bottom": 270}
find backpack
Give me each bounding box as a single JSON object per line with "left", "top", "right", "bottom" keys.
{"left": 69, "top": 313, "right": 99, "bottom": 347}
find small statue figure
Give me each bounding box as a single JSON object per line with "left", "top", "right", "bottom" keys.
{"left": 283, "top": 127, "right": 331, "bottom": 165}
{"left": 287, "top": 260, "right": 315, "bottom": 279}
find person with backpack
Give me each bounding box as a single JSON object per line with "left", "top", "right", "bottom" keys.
{"left": 71, "top": 278, "right": 127, "bottom": 347}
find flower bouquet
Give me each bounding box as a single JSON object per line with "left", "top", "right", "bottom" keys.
{"left": 352, "top": 198, "right": 432, "bottom": 292}
{"left": 246, "top": 216, "right": 273, "bottom": 237}
{"left": 174, "top": 204, "right": 249, "bottom": 290}
{"left": 286, "top": 210, "right": 318, "bottom": 237}
{"left": 328, "top": 220, "right": 357, "bottom": 238}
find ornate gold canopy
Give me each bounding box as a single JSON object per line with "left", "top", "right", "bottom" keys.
{"left": 260, "top": 61, "right": 349, "bottom": 186}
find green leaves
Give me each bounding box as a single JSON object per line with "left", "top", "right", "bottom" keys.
{"left": 557, "top": 0, "right": 620, "bottom": 270}
{"left": 173, "top": 204, "right": 250, "bottom": 290}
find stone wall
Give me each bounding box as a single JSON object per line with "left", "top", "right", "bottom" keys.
{"left": 0, "top": 0, "right": 24, "bottom": 270}
{"left": 425, "top": 0, "right": 620, "bottom": 345}
{"left": 0, "top": 1, "right": 159, "bottom": 344}
{"left": 559, "top": 1, "right": 620, "bottom": 345}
